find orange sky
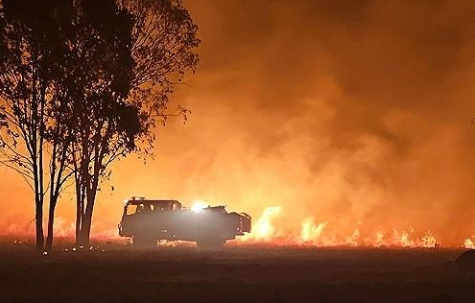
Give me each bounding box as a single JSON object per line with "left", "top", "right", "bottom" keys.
{"left": 2, "top": 0, "right": 475, "bottom": 246}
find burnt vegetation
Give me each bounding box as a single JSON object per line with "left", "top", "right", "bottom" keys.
{"left": 0, "top": 0, "right": 199, "bottom": 251}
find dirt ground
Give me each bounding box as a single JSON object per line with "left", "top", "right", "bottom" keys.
{"left": 0, "top": 242, "right": 474, "bottom": 303}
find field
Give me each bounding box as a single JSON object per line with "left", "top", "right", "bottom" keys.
{"left": 1, "top": 242, "right": 474, "bottom": 303}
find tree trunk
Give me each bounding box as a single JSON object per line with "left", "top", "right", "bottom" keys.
{"left": 77, "top": 208, "right": 93, "bottom": 247}
{"left": 78, "top": 214, "right": 91, "bottom": 247}
{"left": 77, "top": 189, "right": 96, "bottom": 247}
{"left": 35, "top": 199, "right": 44, "bottom": 252}
{"left": 75, "top": 198, "right": 83, "bottom": 245}
{"left": 45, "top": 200, "right": 57, "bottom": 252}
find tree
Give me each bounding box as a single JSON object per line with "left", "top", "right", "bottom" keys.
{"left": 70, "top": 0, "right": 139, "bottom": 245}
{"left": 0, "top": 0, "right": 77, "bottom": 251}
{"left": 73, "top": 0, "right": 200, "bottom": 246}
{"left": 0, "top": 0, "right": 141, "bottom": 251}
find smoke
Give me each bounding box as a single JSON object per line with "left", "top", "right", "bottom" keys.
{"left": 2, "top": 0, "right": 475, "bottom": 246}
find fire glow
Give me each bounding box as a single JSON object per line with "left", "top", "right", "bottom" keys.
{"left": 233, "top": 206, "right": 474, "bottom": 249}
{"left": 4, "top": 205, "right": 475, "bottom": 249}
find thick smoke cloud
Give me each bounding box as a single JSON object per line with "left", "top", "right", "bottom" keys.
{"left": 2, "top": 0, "right": 475, "bottom": 245}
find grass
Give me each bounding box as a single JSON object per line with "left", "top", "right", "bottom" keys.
{"left": 0, "top": 243, "right": 473, "bottom": 303}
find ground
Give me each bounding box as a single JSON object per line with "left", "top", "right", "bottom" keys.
{"left": 0, "top": 242, "right": 474, "bottom": 303}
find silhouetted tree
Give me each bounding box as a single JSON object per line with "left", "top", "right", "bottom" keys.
{"left": 73, "top": 0, "right": 200, "bottom": 246}
{"left": 0, "top": 0, "right": 144, "bottom": 251}
{"left": 69, "top": 0, "right": 139, "bottom": 246}
{"left": 0, "top": 0, "right": 77, "bottom": 251}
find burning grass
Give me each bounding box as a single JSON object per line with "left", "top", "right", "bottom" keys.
{"left": 3, "top": 206, "right": 475, "bottom": 250}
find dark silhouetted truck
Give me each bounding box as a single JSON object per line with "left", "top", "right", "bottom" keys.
{"left": 118, "top": 197, "right": 252, "bottom": 248}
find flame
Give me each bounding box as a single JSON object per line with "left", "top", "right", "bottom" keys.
{"left": 375, "top": 231, "right": 385, "bottom": 247}
{"left": 300, "top": 218, "right": 327, "bottom": 245}
{"left": 237, "top": 206, "right": 282, "bottom": 243}
{"left": 421, "top": 231, "right": 438, "bottom": 248}
{"left": 464, "top": 237, "right": 475, "bottom": 249}
{"left": 345, "top": 228, "right": 361, "bottom": 247}
{"left": 233, "top": 206, "right": 444, "bottom": 248}
{"left": 252, "top": 206, "right": 282, "bottom": 240}
{"left": 393, "top": 230, "right": 414, "bottom": 247}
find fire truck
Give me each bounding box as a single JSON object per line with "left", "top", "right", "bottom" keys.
{"left": 118, "top": 197, "right": 251, "bottom": 248}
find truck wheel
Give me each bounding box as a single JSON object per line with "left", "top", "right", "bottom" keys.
{"left": 133, "top": 236, "right": 156, "bottom": 249}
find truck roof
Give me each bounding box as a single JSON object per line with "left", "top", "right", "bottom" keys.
{"left": 125, "top": 198, "right": 182, "bottom": 206}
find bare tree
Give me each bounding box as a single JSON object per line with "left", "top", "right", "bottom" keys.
{"left": 74, "top": 0, "right": 200, "bottom": 246}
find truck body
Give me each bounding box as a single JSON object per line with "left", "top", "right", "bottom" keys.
{"left": 118, "top": 197, "right": 251, "bottom": 248}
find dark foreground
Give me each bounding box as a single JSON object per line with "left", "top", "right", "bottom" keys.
{"left": 0, "top": 244, "right": 474, "bottom": 303}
